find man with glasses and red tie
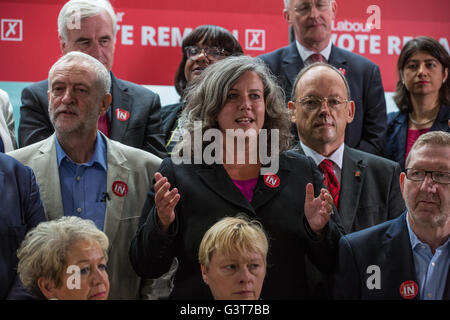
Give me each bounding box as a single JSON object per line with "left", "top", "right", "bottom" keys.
{"left": 334, "top": 131, "right": 450, "bottom": 300}
{"left": 289, "top": 62, "right": 405, "bottom": 298}
{"left": 259, "top": 0, "right": 387, "bottom": 156}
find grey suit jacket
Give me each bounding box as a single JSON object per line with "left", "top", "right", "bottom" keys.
{"left": 295, "top": 144, "right": 406, "bottom": 233}
{"left": 8, "top": 133, "right": 162, "bottom": 299}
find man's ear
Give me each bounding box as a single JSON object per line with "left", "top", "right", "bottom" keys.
{"left": 346, "top": 100, "right": 355, "bottom": 124}
{"left": 59, "top": 36, "right": 68, "bottom": 54}
{"left": 399, "top": 172, "right": 406, "bottom": 195}
{"left": 287, "top": 101, "right": 297, "bottom": 124}
{"left": 99, "top": 93, "right": 112, "bottom": 116}
{"left": 283, "top": 8, "right": 292, "bottom": 25}
{"left": 37, "top": 277, "right": 57, "bottom": 300}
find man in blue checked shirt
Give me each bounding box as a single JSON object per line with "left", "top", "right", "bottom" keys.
{"left": 8, "top": 51, "right": 162, "bottom": 300}
{"left": 333, "top": 131, "right": 450, "bottom": 300}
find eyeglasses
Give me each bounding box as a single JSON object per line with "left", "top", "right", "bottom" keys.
{"left": 293, "top": 95, "right": 348, "bottom": 112}
{"left": 293, "top": 0, "right": 332, "bottom": 16}
{"left": 405, "top": 168, "right": 450, "bottom": 184}
{"left": 185, "top": 46, "right": 228, "bottom": 61}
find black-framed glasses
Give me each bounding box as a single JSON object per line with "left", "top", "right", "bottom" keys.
{"left": 294, "top": 0, "right": 332, "bottom": 16}
{"left": 292, "top": 95, "right": 348, "bottom": 112}
{"left": 185, "top": 46, "right": 228, "bottom": 60}
{"left": 405, "top": 168, "right": 450, "bottom": 184}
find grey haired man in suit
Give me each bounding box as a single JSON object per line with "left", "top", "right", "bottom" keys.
{"left": 9, "top": 51, "right": 162, "bottom": 300}
{"left": 288, "top": 62, "right": 405, "bottom": 298}
{"left": 19, "top": 0, "right": 167, "bottom": 159}
{"left": 259, "top": 0, "right": 387, "bottom": 156}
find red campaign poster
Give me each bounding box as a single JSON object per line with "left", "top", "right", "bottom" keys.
{"left": 0, "top": 0, "right": 449, "bottom": 92}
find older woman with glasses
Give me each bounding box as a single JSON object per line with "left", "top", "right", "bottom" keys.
{"left": 385, "top": 36, "right": 450, "bottom": 171}
{"left": 130, "top": 55, "right": 342, "bottom": 300}
{"left": 161, "top": 25, "right": 243, "bottom": 153}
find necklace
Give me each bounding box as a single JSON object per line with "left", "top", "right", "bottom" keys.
{"left": 408, "top": 114, "right": 436, "bottom": 126}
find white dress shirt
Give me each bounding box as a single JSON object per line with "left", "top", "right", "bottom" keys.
{"left": 300, "top": 141, "right": 344, "bottom": 184}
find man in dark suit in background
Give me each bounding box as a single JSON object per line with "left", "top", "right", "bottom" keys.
{"left": 0, "top": 153, "right": 46, "bottom": 299}
{"left": 259, "top": 0, "right": 387, "bottom": 156}
{"left": 289, "top": 62, "right": 405, "bottom": 297}
{"left": 18, "top": 0, "right": 167, "bottom": 159}
{"left": 334, "top": 131, "right": 450, "bottom": 300}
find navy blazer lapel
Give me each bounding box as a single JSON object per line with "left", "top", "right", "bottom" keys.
{"left": 339, "top": 146, "right": 365, "bottom": 233}
{"left": 431, "top": 104, "right": 450, "bottom": 132}
{"left": 382, "top": 213, "right": 419, "bottom": 299}
{"left": 328, "top": 45, "right": 348, "bottom": 71}
{"left": 281, "top": 42, "right": 304, "bottom": 89}
{"left": 110, "top": 73, "right": 131, "bottom": 141}
{"left": 195, "top": 164, "right": 255, "bottom": 214}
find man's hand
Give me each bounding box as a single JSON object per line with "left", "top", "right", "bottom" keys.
{"left": 154, "top": 172, "right": 180, "bottom": 233}
{"left": 304, "top": 183, "right": 333, "bottom": 237}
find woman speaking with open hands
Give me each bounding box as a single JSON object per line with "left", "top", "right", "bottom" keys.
{"left": 130, "top": 56, "right": 343, "bottom": 299}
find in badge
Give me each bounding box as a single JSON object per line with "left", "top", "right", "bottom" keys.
{"left": 116, "top": 108, "right": 130, "bottom": 121}
{"left": 112, "top": 180, "right": 128, "bottom": 197}
{"left": 264, "top": 173, "right": 280, "bottom": 188}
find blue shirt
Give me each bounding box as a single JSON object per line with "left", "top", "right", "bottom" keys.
{"left": 56, "top": 132, "right": 108, "bottom": 230}
{"left": 406, "top": 212, "right": 450, "bottom": 300}
{"left": 0, "top": 136, "right": 4, "bottom": 153}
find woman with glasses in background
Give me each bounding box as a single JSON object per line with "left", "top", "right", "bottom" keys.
{"left": 161, "top": 25, "right": 243, "bottom": 154}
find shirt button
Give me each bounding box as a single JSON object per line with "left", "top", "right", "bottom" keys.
{"left": 431, "top": 262, "right": 435, "bottom": 267}
{"left": 427, "top": 293, "right": 432, "bottom": 298}
{"left": 77, "top": 208, "right": 82, "bottom": 213}
{"left": 76, "top": 176, "right": 81, "bottom": 181}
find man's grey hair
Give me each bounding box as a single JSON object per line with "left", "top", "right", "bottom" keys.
{"left": 405, "top": 131, "right": 450, "bottom": 168}
{"left": 48, "top": 51, "right": 111, "bottom": 95}
{"left": 17, "top": 216, "right": 109, "bottom": 298}
{"left": 284, "top": 0, "right": 334, "bottom": 10}
{"left": 58, "top": 0, "right": 117, "bottom": 43}
{"left": 290, "top": 62, "right": 351, "bottom": 102}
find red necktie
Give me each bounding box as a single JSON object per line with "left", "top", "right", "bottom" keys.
{"left": 98, "top": 113, "right": 110, "bottom": 137}
{"left": 309, "top": 53, "right": 325, "bottom": 63}
{"left": 319, "top": 159, "right": 340, "bottom": 208}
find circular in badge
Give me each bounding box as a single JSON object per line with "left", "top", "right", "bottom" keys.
{"left": 263, "top": 173, "right": 280, "bottom": 188}
{"left": 399, "top": 280, "right": 418, "bottom": 299}
{"left": 112, "top": 180, "right": 128, "bottom": 197}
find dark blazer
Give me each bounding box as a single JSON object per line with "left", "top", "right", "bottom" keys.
{"left": 0, "top": 153, "right": 46, "bottom": 299}
{"left": 130, "top": 152, "right": 343, "bottom": 300}
{"left": 333, "top": 212, "right": 450, "bottom": 299}
{"left": 161, "top": 102, "right": 182, "bottom": 145}
{"left": 18, "top": 73, "right": 167, "bottom": 158}
{"left": 259, "top": 42, "right": 387, "bottom": 156}
{"left": 295, "top": 144, "right": 405, "bottom": 234}
{"left": 385, "top": 104, "right": 450, "bottom": 171}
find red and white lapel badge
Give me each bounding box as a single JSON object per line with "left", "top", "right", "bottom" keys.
{"left": 112, "top": 180, "right": 128, "bottom": 197}
{"left": 338, "top": 68, "right": 347, "bottom": 76}
{"left": 115, "top": 108, "right": 130, "bottom": 121}
{"left": 399, "top": 280, "right": 418, "bottom": 299}
{"left": 263, "top": 173, "right": 280, "bottom": 188}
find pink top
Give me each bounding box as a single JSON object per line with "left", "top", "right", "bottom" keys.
{"left": 406, "top": 128, "right": 430, "bottom": 162}
{"left": 232, "top": 178, "right": 259, "bottom": 203}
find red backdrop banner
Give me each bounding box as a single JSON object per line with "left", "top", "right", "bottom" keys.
{"left": 0, "top": 0, "right": 449, "bottom": 91}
